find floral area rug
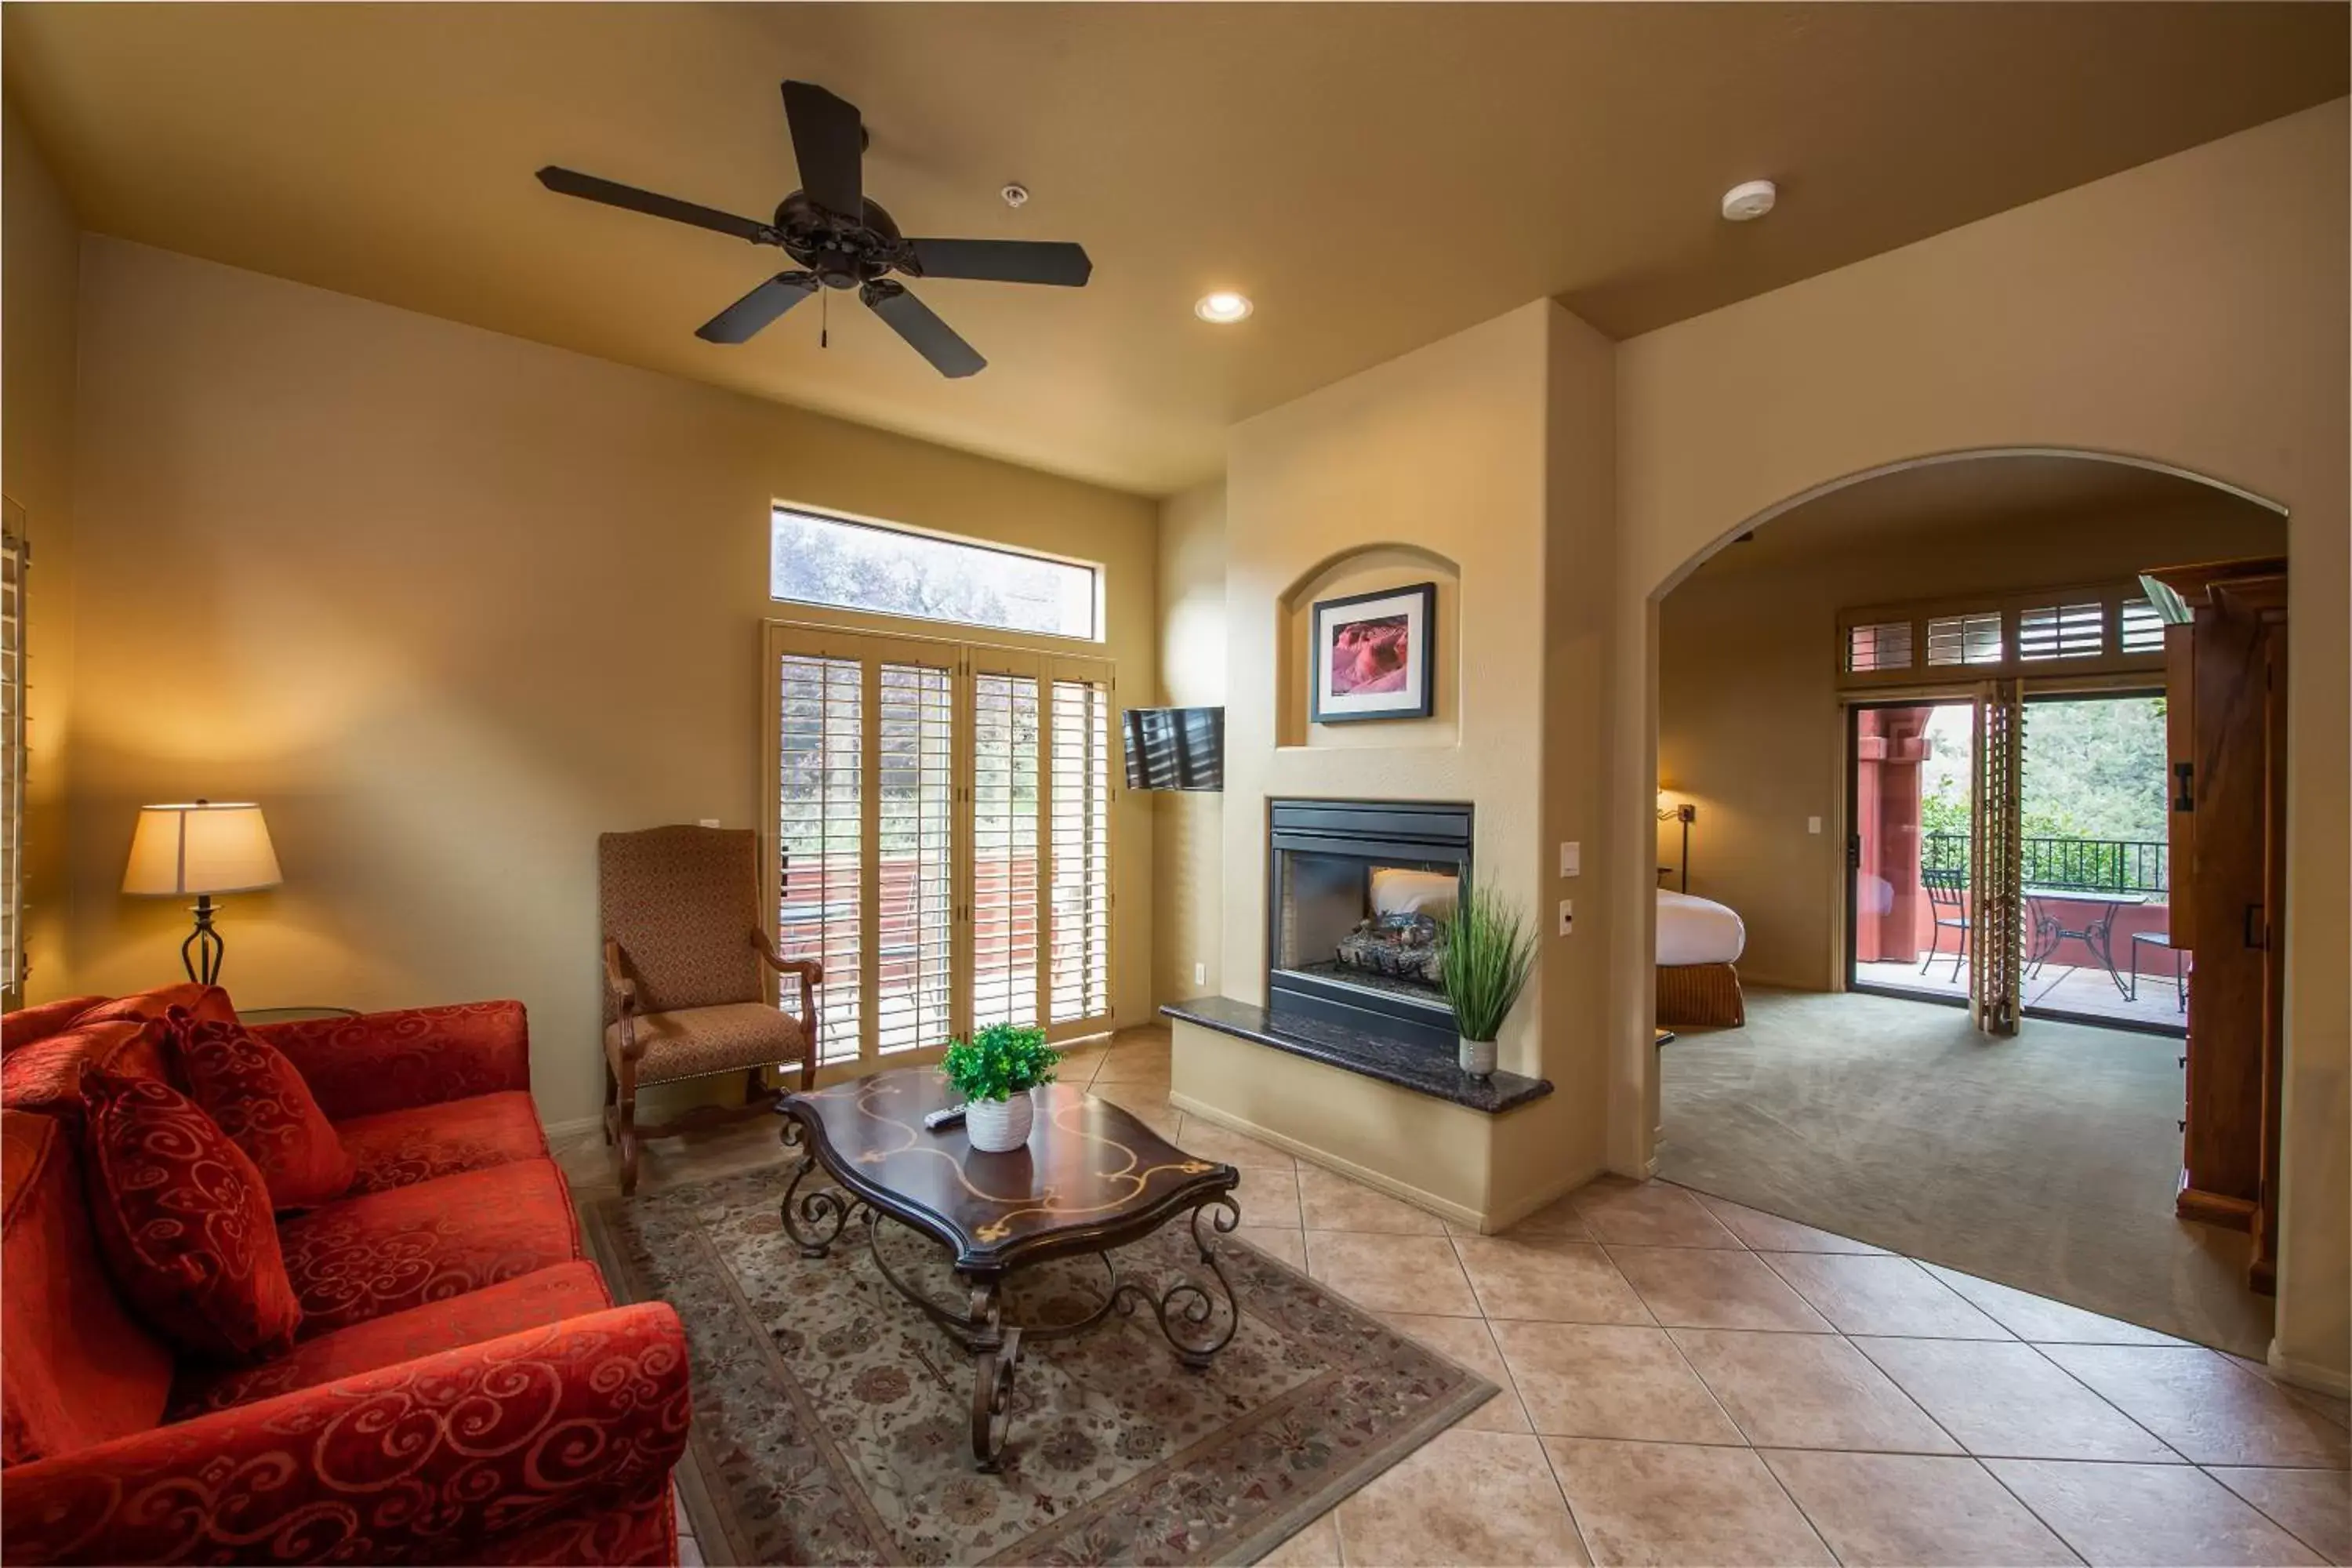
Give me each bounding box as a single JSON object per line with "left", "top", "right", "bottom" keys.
{"left": 583, "top": 1165, "right": 1491, "bottom": 1565}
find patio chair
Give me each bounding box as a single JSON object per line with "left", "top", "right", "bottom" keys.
{"left": 599, "top": 824, "right": 819, "bottom": 1196}
{"left": 1919, "top": 867, "right": 1970, "bottom": 984}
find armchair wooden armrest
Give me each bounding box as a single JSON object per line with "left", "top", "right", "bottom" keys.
{"left": 604, "top": 938, "right": 643, "bottom": 1065}
{"left": 604, "top": 939, "right": 637, "bottom": 1014}
{"left": 753, "top": 927, "right": 823, "bottom": 984}
{"left": 753, "top": 929, "right": 822, "bottom": 1038}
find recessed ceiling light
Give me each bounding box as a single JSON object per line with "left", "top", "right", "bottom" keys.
{"left": 1721, "top": 180, "right": 1777, "bottom": 222}
{"left": 1195, "top": 291, "right": 1254, "bottom": 324}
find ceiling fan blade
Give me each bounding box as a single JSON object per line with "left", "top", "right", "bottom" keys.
{"left": 906, "top": 238, "right": 1093, "bottom": 288}
{"left": 536, "top": 166, "right": 772, "bottom": 244}
{"left": 861, "top": 281, "right": 985, "bottom": 378}
{"left": 695, "top": 272, "right": 820, "bottom": 344}
{"left": 781, "top": 80, "right": 863, "bottom": 217}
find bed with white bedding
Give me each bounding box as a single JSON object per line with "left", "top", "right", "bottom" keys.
{"left": 1657, "top": 889, "right": 1748, "bottom": 1027}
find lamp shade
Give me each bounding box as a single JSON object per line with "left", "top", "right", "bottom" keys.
{"left": 122, "top": 801, "right": 282, "bottom": 897}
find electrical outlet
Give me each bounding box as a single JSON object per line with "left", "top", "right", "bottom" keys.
{"left": 699, "top": 818, "right": 721, "bottom": 829}
{"left": 1193, "top": 961, "right": 1206, "bottom": 986}
{"left": 1558, "top": 898, "right": 1574, "bottom": 937}
{"left": 1806, "top": 815, "right": 1822, "bottom": 835}
{"left": 1559, "top": 840, "right": 1581, "bottom": 877}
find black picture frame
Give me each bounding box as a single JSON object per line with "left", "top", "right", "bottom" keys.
{"left": 1308, "top": 581, "right": 1437, "bottom": 724}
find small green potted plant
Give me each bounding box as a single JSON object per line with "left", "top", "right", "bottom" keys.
{"left": 942, "top": 1022, "right": 1060, "bottom": 1151}
{"left": 1439, "top": 883, "right": 1538, "bottom": 1080}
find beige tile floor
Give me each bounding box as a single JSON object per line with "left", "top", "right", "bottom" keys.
{"left": 565, "top": 1025, "right": 2350, "bottom": 1567}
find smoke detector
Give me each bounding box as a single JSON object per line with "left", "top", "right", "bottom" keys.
{"left": 1721, "top": 180, "right": 1777, "bottom": 222}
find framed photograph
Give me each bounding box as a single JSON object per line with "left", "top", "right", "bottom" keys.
{"left": 1310, "top": 582, "right": 1437, "bottom": 724}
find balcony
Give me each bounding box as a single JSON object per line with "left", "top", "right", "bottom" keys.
{"left": 1857, "top": 833, "right": 2185, "bottom": 1030}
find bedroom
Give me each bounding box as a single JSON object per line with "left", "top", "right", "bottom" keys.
{"left": 1650, "top": 451, "right": 2290, "bottom": 1356}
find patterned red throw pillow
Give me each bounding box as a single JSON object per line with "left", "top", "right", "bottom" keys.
{"left": 78, "top": 1066, "right": 303, "bottom": 1361}
{"left": 169, "top": 1013, "right": 355, "bottom": 1211}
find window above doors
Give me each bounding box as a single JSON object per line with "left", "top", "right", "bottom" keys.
{"left": 1837, "top": 580, "right": 2169, "bottom": 688}
{"left": 770, "top": 505, "right": 1101, "bottom": 641}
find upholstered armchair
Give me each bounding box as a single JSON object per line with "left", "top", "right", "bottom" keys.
{"left": 598, "top": 825, "right": 819, "bottom": 1195}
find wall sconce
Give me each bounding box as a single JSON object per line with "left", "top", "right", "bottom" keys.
{"left": 1656, "top": 789, "right": 1697, "bottom": 893}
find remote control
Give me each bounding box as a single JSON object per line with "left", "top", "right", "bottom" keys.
{"left": 923, "top": 1103, "right": 967, "bottom": 1132}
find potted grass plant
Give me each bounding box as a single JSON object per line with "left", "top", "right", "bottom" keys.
{"left": 1439, "top": 884, "right": 1538, "bottom": 1080}
{"left": 942, "top": 1022, "right": 1060, "bottom": 1152}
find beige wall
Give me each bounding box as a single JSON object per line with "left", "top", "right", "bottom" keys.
{"left": 63, "top": 238, "right": 1159, "bottom": 1129}
{"left": 1612, "top": 100, "right": 2349, "bottom": 1385}
{"left": 1661, "top": 496, "right": 2287, "bottom": 991}
{"left": 1178, "top": 299, "right": 1613, "bottom": 1222}
{"left": 1152, "top": 477, "right": 1225, "bottom": 1008}
{"left": 1, "top": 103, "right": 80, "bottom": 1007}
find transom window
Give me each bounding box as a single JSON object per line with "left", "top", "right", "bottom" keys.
{"left": 1836, "top": 580, "right": 2169, "bottom": 688}
{"left": 770, "top": 506, "right": 1099, "bottom": 641}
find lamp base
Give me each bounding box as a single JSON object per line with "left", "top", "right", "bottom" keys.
{"left": 182, "top": 895, "right": 225, "bottom": 986}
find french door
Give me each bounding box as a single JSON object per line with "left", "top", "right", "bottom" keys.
{"left": 764, "top": 622, "right": 1116, "bottom": 1073}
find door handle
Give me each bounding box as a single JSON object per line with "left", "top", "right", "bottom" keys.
{"left": 2172, "top": 762, "right": 2194, "bottom": 813}
{"left": 2244, "top": 903, "right": 2266, "bottom": 951}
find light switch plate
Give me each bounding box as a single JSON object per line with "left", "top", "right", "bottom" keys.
{"left": 1558, "top": 898, "right": 1574, "bottom": 937}
{"left": 1193, "top": 961, "right": 1206, "bottom": 985}
{"left": 1806, "top": 815, "right": 1822, "bottom": 835}
{"left": 1559, "top": 840, "right": 1581, "bottom": 877}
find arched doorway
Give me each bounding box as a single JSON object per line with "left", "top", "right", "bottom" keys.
{"left": 1639, "top": 448, "right": 2286, "bottom": 1353}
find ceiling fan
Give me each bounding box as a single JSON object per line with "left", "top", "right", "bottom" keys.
{"left": 536, "top": 80, "right": 1092, "bottom": 378}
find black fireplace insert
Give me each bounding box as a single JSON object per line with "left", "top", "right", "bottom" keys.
{"left": 1267, "top": 798, "right": 1473, "bottom": 1054}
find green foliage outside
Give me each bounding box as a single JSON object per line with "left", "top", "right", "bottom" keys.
{"left": 1917, "top": 697, "right": 2169, "bottom": 887}
{"left": 942, "top": 1022, "right": 1059, "bottom": 1103}
{"left": 1439, "top": 885, "right": 1538, "bottom": 1044}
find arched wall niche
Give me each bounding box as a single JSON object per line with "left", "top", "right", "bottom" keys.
{"left": 1275, "top": 542, "right": 1461, "bottom": 750}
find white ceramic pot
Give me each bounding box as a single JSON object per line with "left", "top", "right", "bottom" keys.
{"left": 1458, "top": 1036, "right": 1498, "bottom": 1080}
{"left": 965, "top": 1088, "right": 1037, "bottom": 1152}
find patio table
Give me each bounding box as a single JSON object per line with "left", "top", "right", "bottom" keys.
{"left": 2024, "top": 887, "right": 2147, "bottom": 999}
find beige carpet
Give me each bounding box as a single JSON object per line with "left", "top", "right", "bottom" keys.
{"left": 1657, "top": 987, "right": 2273, "bottom": 1359}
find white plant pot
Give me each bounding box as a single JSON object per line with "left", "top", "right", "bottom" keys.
{"left": 1458, "top": 1036, "right": 1498, "bottom": 1080}
{"left": 965, "top": 1089, "right": 1036, "bottom": 1152}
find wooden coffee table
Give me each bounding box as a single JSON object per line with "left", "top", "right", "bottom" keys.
{"left": 775, "top": 1070, "right": 1243, "bottom": 1471}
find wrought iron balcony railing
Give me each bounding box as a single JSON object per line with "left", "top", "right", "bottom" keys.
{"left": 1919, "top": 832, "right": 2168, "bottom": 895}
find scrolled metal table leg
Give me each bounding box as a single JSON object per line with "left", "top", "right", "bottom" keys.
{"left": 1113, "top": 1196, "right": 1243, "bottom": 1371}
{"left": 967, "top": 1281, "right": 1020, "bottom": 1472}
{"left": 778, "top": 1120, "right": 862, "bottom": 1258}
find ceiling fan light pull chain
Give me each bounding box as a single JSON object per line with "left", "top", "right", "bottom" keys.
{"left": 821, "top": 287, "right": 829, "bottom": 350}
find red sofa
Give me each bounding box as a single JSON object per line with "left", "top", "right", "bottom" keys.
{"left": 0, "top": 985, "right": 688, "bottom": 1565}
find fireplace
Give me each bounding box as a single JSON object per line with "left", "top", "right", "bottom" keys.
{"left": 1268, "top": 799, "right": 1473, "bottom": 1054}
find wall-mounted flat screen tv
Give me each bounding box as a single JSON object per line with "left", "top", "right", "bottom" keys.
{"left": 1123, "top": 706, "right": 1224, "bottom": 792}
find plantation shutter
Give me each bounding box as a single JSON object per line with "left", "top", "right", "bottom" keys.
{"left": 1046, "top": 666, "right": 1115, "bottom": 1033}
{"left": 768, "top": 624, "right": 1115, "bottom": 1071}
{"left": 1, "top": 515, "right": 24, "bottom": 1009}
{"left": 1969, "top": 678, "right": 2025, "bottom": 1036}
{"left": 775, "top": 643, "right": 867, "bottom": 1065}
{"left": 968, "top": 652, "right": 1044, "bottom": 1030}
{"left": 874, "top": 650, "right": 956, "bottom": 1057}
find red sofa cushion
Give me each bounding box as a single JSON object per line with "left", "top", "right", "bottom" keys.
{"left": 172, "top": 1014, "right": 354, "bottom": 1211}
{"left": 1, "top": 996, "right": 111, "bottom": 1057}
{"left": 277, "top": 1159, "right": 583, "bottom": 1338}
{"left": 337, "top": 1090, "right": 550, "bottom": 1196}
{"left": 169, "top": 1259, "right": 613, "bottom": 1418}
{"left": 2, "top": 1022, "right": 174, "bottom": 1126}
{"left": 70, "top": 982, "right": 238, "bottom": 1033}
{"left": 78, "top": 1068, "right": 303, "bottom": 1363}
{"left": 1, "top": 1109, "right": 174, "bottom": 1465}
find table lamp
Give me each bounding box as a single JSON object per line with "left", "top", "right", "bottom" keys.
{"left": 122, "top": 800, "right": 282, "bottom": 985}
